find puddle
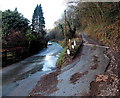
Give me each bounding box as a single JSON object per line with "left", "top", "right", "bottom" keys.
{"left": 2, "top": 42, "right": 63, "bottom": 96}
{"left": 16, "top": 63, "right": 44, "bottom": 81}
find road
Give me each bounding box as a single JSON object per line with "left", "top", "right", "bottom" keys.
{"left": 1, "top": 33, "right": 110, "bottom": 96}
{"left": 1, "top": 42, "right": 63, "bottom": 96}
{"left": 30, "top": 33, "right": 110, "bottom": 96}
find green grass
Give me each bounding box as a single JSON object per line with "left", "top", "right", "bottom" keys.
{"left": 57, "top": 42, "right": 64, "bottom": 48}
{"left": 56, "top": 37, "right": 83, "bottom": 68}
{"left": 56, "top": 47, "right": 67, "bottom": 68}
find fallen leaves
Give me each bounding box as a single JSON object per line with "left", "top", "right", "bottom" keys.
{"left": 96, "top": 74, "right": 108, "bottom": 82}
{"left": 95, "top": 74, "right": 118, "bottom": 83}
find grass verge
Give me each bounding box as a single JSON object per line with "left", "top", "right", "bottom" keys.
{"left": 56, "top": 47, "right": 67, "bottom": 68}
{"left": 56, "top": 37, "right": 83, "bottom": 69}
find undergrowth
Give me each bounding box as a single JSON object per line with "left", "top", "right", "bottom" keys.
{"left": 85, "top": 21, "right": 120, "bottom": 54}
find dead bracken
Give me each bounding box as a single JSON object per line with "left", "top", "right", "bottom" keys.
{"left": 96, "top": 74, "right": 108, "bottom": 82}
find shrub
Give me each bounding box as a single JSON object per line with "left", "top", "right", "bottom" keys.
{"left": 26, "top": 33, "right": 36, "bottom": 41}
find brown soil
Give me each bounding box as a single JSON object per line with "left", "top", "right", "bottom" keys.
{"left": 90, "top": 48, "right": 119, "bottom": 96}
{"left": 29, "top": 70, "right": 61, "bottom": 96}
{"left": 70, "top": 71, "right": 88, "bottom": 84}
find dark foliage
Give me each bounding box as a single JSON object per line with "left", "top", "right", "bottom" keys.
{"left": 2, "top": 9, "right": 30, "bottom": 37}
{"left": 31, "top": 4, "right": 46, "bottom": 37}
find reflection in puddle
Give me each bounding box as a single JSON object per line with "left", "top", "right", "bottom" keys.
{"left": 16, "top": 63, "right": 43, "bottom": 81}
{"left": 42, "top": 55, "right": 59, "bottom": 71}
{"left": 2, "top": 42, "right": 63, "bottom": 96}
{"left": 45, "top": 55, "right": 52, "bottom": 60}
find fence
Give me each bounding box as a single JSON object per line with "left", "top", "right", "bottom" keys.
{"left": 1, "top": 47, "right": 29, "bottom": 67}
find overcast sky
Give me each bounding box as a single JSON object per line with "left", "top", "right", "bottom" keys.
{"left": 0, "top": 0, "right": 67, "bottom": 29}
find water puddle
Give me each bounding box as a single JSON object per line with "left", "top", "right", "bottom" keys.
{"left": 2, "top": 42, "right": 63, "bottom": 96}
{"left": 15, "top": 63, "right": 44, "bottom": 81}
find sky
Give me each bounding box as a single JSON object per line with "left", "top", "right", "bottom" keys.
{"left": 0, "top": 0, "right": 67, "bottom": 29}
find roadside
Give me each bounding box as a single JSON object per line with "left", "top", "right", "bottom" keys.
{"left": 82, "top": 33, "right": 119, "bottom": 96}
{"left": 56, "top": 36, "right": 83, "bottom": 68}
{"left": 90, "top": 47, "right": 119, "bottom": 96}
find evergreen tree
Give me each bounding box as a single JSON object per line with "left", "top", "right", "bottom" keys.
{"left": 2, "top": 9, "right": 30, "bottom": 37}
{"left": 32, "top": 4, "right": 46, "bottom": 37}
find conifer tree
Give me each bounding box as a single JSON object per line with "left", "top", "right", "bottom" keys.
{"left": 32, "top": 4, "right": 46, "bottom": 37}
